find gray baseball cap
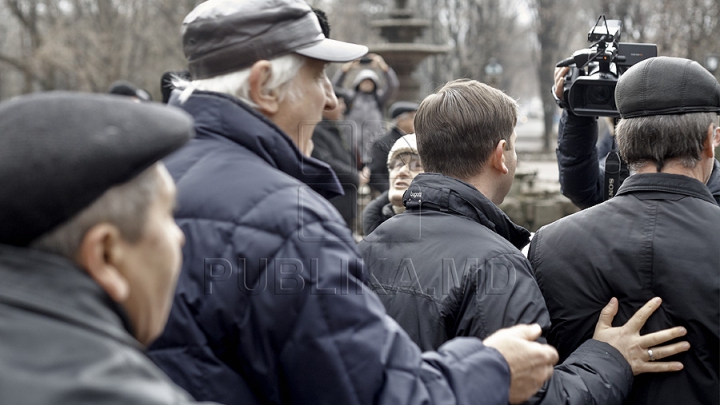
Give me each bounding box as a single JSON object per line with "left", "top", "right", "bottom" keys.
{"left": 182, "top": 0, "right": 368, "bottom": 79}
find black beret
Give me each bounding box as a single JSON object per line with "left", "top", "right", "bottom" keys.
{"left": 0, "top": 92, "right": 194, "bottom": 246}
{"left": 108, "top": 80, "right": 140, "bottom": 97}
{"left": 616, "top": 56, "right": 720, "bottom": 119}
{"left": 389, "top": 101, "right": 419, "bottom": 120}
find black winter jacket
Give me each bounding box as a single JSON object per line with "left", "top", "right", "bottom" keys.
{"left": 359, "top": 173, "right": 634, "bottom": 405}
{"left": 362, "top": 190, "right": 395, "bottom": 235}
{"left": 557, "top": 111, "right": 720, "bottom": 208}
{"left": 530, "top": 173, "right": 720, "bottom": 405}
{"left": 311, "top": 119, "right": 359, "bottom": 229}
{"left": 148, "top": 92, "right": 515, "bottom": 405}
{"left": 368, "top": 126, "right": 404, "bottom": 193}
{"left": 0, "top": 245, "right": 210, "bottom": 405}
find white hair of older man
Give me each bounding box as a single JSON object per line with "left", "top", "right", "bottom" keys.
{"left": 176, "top": 54, "right": 306, "bottom": 107}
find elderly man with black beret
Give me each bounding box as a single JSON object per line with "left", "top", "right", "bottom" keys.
{"left": 553, "top": 66, "right": 720, "bottom": 210}
{"left": 530, "top": 56, "right": 720, "bottom": 404}
{"left": 144, "top": 1, "right": 572, "bottom": 405}
{"left": 0, "top": 92, "right": 220, "bottom": 404}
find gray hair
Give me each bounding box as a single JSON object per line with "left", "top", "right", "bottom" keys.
{"left": 176, "top": 53, "right": 306, "bottom": 107}
{"left": 30, "top": 165, "right": 163, "bottom": 260}
{"left": 616, "top": 112, "right": 719, "bottom": 172}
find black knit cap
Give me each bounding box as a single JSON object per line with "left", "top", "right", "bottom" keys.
{"left": 389, "top": 101, "right": 419, "bottom": 120}
{"left": 616, "top": 56, "right": 720, "bottom": 119}
{"left": 0, "top": 92, "right": 194, "bottom": 246}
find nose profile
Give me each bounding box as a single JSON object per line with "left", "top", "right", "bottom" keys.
{"left": 396, "top": 163, "right": 411, "bottom": 177}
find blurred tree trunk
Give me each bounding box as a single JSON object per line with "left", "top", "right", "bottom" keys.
{"left": 529, "top": 0, "right": 568, "bottom": 152}
{"left": 0, "top": 0, "right": 718, "bottom": 102}
{"left": 0, "top": 0, "right": 202, "bottom": 98}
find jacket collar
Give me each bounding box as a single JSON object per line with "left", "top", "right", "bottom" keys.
{"left": 403, "top": 173, "right": 531, "bottom": 250}
{"left": 0, "top": 244, "right": 140, "bottom": 348}
{"left": 617, "top": 172, "right": 717, "bottom": 204}
{"left": 707, "top": 160, "right": 720, "bottom": 204}
{"left": 390, "top": 126, "right": 405, "bottom": 139}
{"left": 180, "top": 91, "right": 343, "bottom": 199}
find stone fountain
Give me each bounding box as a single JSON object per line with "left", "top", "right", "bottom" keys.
{"left": 369, "top": 0, "right": 450, "bottom": 102}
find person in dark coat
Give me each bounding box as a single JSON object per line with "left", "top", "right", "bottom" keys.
{"left": 363, "top": 134, "right": 423, "bottom": 235}
{"left": 359, "top": 78, "right": 691, "bottom": 405}
{"left": 0, "top": 92, "right": 214, "bottom": 404}
{"left": 311, "top": 87, "right": 366, "bottom": 232}
{"left": 530, "top": 56, "right": 720, "bottom": 405}
{"left": 146, "top": 2, "right": 565, "bottom": 405}
{"left": 368, "top": 101, "right": 418, "bottom": 193}
{"left": 553, "top": 66, "right": 720, "bottom": 209}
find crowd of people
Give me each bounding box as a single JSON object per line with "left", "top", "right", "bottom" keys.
{"left": 0, "top": 0, "right": 718, "bottom": 404}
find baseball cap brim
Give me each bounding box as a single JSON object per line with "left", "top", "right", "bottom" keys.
{"left": 295, "top": 38, "right": 368, "bottom": 63}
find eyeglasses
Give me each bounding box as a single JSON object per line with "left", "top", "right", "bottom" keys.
{"left": 388, "top": 154, "right": 423, "bottom": 172}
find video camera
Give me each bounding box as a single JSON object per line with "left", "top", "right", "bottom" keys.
{"left": 555, "top": 16, "right": 657, "bottom": 117}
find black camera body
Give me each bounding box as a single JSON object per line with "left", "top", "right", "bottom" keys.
{"left": 557, "top": 16, "right": 657, "bottom": 117}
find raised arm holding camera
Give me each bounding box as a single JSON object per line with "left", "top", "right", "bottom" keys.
{"left": 553, "top": 16, "right": 720, "bottom": 208}
{"left": 334, "top": 53, "right": 400, "bottom": 164}
{"left": 533, "top": 55, "right": 720, "bottom": 404}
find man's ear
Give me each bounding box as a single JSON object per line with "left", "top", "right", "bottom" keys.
{"left": 248, "top": 60, "right": 279, "bottom": 116}
{"left": 712, "top": 124, "right": 720, "bottom": 149}
{"left": 490, "top": 139, "right": 509, "bottom": 174}
{"left": 76, "top": 224, "right": 129, "bottom": 303}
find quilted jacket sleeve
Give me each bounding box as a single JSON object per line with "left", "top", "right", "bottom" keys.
{"left": 443, "top": 252, "right": 633, "bottom": 405}
{"left": 249, "top": 215, "right": 512, "bottom": 405}
{"left": 527, "top": 339, "right": 633, "bottom": 405}
{"left": 556, "top": 111, "right": 604, "bottom": 209}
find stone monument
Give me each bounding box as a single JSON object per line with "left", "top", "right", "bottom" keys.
{"left": 369, "top": 0, "right": 449, "bottom": 102}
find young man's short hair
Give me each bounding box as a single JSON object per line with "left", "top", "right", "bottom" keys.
{"left": 415, "top": 79, "right": 517, "bottom": 179}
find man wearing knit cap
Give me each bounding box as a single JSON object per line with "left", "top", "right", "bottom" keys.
{"left": 0, "top": 92, "right": 217, "bottom": 404}
{"left": 368, "top": 101, "right": 419, "bottom": 193}
{"left": 359, "top": 78, "right": 691, "bottom": 405}
{"left": 530, "top": 56, "right": 720, "bottom": 404}
{"left": 146, "top": 1, "right": 569, "bottom": 405}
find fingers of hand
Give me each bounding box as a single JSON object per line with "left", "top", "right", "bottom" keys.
{"left": 647, "top": 341, "right": 691, "bottom": 361}
{"left": 554, "top": 67, "right": 569, "bottom": 84}
{"left": 517, "top": 323, "right": 543, "bottom": 341}
{"left": 523, "top": 341, "right": 559, "bottom": 368}
{"left": 634, "top": 360, "right": 684, "bottom": 375}
{"left": 595, "top": 297, "right": 619, "bottom": 332}
{"left": 510, "top": 348, "right": 557, "bottom": 404}
{"left": 625, "top": 297, "right": 662, "bottom": 332}
{"left": 489, "top": 324, "right": 542, "bottom": 342}
{"left": 541, "top": 344, "right": 559, "bottom": 366}
{"left": 639, "top": 326, "right": 687, "bottom": 348}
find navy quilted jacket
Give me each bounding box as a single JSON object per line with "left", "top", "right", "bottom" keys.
{"left": 148, "top": 91, "right": 511, "bottom": 405}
